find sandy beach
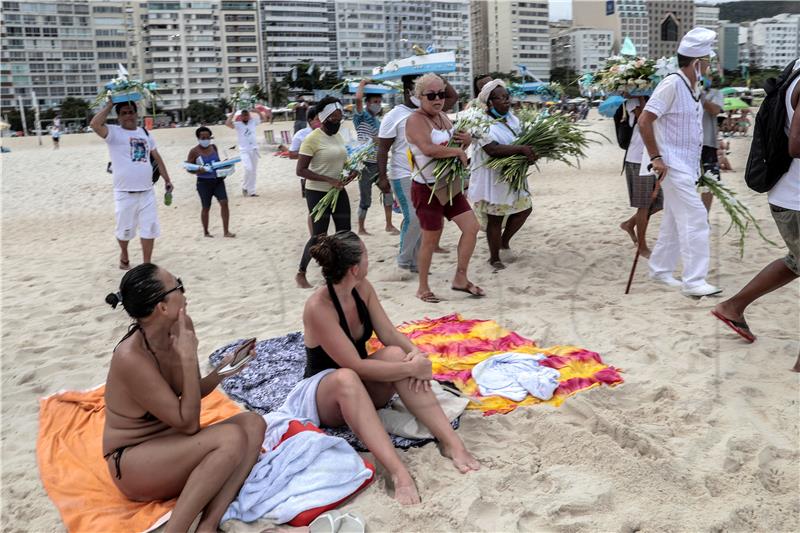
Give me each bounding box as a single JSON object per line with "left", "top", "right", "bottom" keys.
{"left": 2, "top": 116, "right": 798, "bottom": 532}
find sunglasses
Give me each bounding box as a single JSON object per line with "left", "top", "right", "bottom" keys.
{"left": 422, "top": 91, "right": 447, "bottom": 101}
{"left": 160, "top": 278, "right": 184, "bottom": 300}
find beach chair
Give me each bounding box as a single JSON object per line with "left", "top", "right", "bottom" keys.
{"left": 280, "top": 130, "right": 291, "bottom": 145}
{"left": 264, "top": 130, "right": 275, "bottom": 144}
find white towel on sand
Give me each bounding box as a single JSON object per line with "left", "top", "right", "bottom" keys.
{"left": 472, "top": 352, "right": 560, "bottom": 402}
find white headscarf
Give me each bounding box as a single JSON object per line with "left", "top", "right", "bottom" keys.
{"left": 478, "top": 79, "right": 506, "bottom": 106}
{"left": 318, "top": 102, "right": 343, "bottom": 122}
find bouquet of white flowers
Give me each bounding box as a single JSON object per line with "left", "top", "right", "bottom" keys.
{"left": 594, "top": 56, "right": 661, "bottom": 96}
{"left": 310, "top": 142, "right": 376, "bottom": 222}
{"left": 93, "top": 64, "right": 157, "bottom": 108}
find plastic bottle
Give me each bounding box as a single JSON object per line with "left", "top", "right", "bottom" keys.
{"left": 164, "top": 190, "right": 172, "bottom": 206}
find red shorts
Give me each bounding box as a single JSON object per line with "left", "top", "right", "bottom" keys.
{"left": 411, "top": 180, "right": 472, "bottom": 231}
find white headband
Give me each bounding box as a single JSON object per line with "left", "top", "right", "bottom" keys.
{"left": 478, "top": 79, "right": 506, "bottom": 105}
{"left": 319, "top": 102, "right": 343, "bottom": 123}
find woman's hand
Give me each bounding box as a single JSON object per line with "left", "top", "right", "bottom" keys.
{"left": 453, "top": 130, "right": 472, "bottom": 148}
{"left": 408, "top": 352, "right": 433, "bottom": 380}
{"left": 452, "top": 148, "right": 469, "bottom": 168}
{"left": 329, "top": 176, "right": 345, "bottom": 189}
{"left": 170, "top": 308, "right": 198, "bottom": 362}
{"left": 519, "top": 145, "right": 538, "bottom": 164}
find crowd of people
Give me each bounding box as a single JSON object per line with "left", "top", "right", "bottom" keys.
{"left": 89, "top": 26, "right": 799, "bottom": 532}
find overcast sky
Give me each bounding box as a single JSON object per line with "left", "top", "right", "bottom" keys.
{"left": 548, "top": 0, "right": 724, "bottom": 21}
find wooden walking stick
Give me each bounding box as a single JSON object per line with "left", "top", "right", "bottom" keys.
{"left": 625, "top": 169, "right": 665, "bottom": 294}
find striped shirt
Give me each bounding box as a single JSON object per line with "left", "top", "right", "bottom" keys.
{"left": 643, "top": 71, "right": 703, "bottom": 176}
{"left": 353, "top": 110, "right": 379, "bottom": 162}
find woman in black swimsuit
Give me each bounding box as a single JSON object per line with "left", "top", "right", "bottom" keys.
{"left": 303, "top": 231, "right": 480, "bottom": 506}
{"left": 103, "top": 264, "right": 265, "bottom": 533}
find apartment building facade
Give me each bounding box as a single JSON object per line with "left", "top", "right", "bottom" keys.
{"left": 552, "top": 27, "right": 614, "bottom": 73}
{"left": 483, "top": 0, "right": 550, "bottom": 81}
{"left": 718, "top": 20, "right": 739, "bottom": 71}
{"left": 647, "top": 1, "right": 695, "bottom": 60}
{"left": 749, "top": 13, "right": 800, "bottom": 69}
{"left": 572, "top": 0, "right": 649, "bottom": 57}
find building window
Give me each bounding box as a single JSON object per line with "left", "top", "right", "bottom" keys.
{"left": 661, "top": 15, "right": 679, "bottom": 42}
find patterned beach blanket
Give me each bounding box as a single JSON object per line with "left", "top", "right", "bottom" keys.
{"left": 367, "top": 313, "right": 624, "bottom": 416}
{"left": 208, "top": 333, "right": 459, "bottom": 450}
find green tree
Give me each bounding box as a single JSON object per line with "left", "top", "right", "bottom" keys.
{"left": 269, "top": 79, "right": 289, "bottom": 107}
{"left": 58, "top": 97, "right": 90, "bottom": 120}
{"left": 183, "top": 99, "right": 227, "bottom": 124}
{"left": 549, "top": 67, "right": 581, "bottom": 98}
{"left": 286, "top": 61, "right": 340, "bottom": 91}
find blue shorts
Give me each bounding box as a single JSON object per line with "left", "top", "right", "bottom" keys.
{"left": 196, "top": 178, "right": 228, "bottom": 208}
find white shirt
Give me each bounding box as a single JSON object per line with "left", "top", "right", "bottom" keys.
{"left": 378, "top": 104, "right": 414, "bottom": 180}
{"left": 105, "top": 125, "right": 156, "bottom": 192}
{"left": 624, "top": 99, "right": 644, "bottom": 165}
{"left": 290, "top": 126, "right": 312, "bottom": 153}
{"left": 234, "top": 114, "right": 260, "bottom": 152}
{"left": 641, "top": 71, "right": 703, "bottom": 176}
{"left": 768, "top": 74, "right": 800, "bottom": 210}
{"left": 469, "top": 113, "right": 529, "bottom": 206}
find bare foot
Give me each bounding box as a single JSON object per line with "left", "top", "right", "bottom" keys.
{"left": 441, "top": 443, "right": 481, "bottom": 473}
{"left": 295, "top": 272, "right": 312, "bottom": 289}
{"left": 620, "top": 221, "right": 637, "bottom": 245}
{"left": 204, "top": 232, "right": 214, "bottom": 238}
{"left": 386, "top": 225, "right": 400, "bottom": 235}
{"left": 224, "top": 232, "right": 236, "bottom": 238}
{"left": 119, "top": 258, "right": 130, "bottom": 270}
{"left": 637, "top": 246, "right": 651, "bottom": 259}
{"left": 392, "top": 475, "right": 421, "bottom": 505}
{"left": 358, "top": 228, "right": 372, "bottom": 236}
{"left": 434, "top": 246, "right": 450, "bottom": 254}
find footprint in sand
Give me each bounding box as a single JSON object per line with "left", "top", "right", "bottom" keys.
{"left": 757, "top": 446, "right": 799, "bottom": 493}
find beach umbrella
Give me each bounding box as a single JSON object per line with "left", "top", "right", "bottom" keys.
{"left": 719, "top": 87, "right": 737, "bottom": 95}
{"left": 723, "top": 97, "right": 749, "bottom": 111}
{"left": 598, "top": 95, "right": 625, "bottom": 117}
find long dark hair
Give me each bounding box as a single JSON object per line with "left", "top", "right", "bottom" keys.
{"left": 309, "top": 231, "right": 362, "bottom": 283}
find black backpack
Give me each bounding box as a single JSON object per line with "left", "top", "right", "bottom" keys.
{"left": 106, "top": 127, "right": 161, "bottom": 183}
{"left": 744, "top": 59, "right": 800, "bottom": 193}
{"left": 614, "top": 103, "right": 634, "bottom": 150}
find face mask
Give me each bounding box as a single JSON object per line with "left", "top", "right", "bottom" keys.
{"left": 368, "top": 103, "right": 382, "bottom": 115}
{"left": 702, "top": 76, "right": 711, "bottom": 89}
{"left": 323, "top": 120, "right": 341, "bottom": 135}
{"left": 693, "top": 61, "right": 703, "bottom": 85}
{"left": 410, "top": 96, "right": 421, "bottom": 108}
{"left": 489, "top": 107, "right": 508, "bottom": 119}
{"left": 198, "top": 139, "right": 211, "bottom": 148}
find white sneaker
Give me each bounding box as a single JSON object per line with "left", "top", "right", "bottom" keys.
{"left": 682, "top": 283, "right": 723, "bottom": 297}
{"left": 649, "top": 274, "right": 682, "bottom": 288}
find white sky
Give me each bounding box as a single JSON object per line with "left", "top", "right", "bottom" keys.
{"left": 548, "top": 0, "right": 725, "bottom": 21}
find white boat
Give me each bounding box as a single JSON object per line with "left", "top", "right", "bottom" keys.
{"left": 371, "top": 51, "right": 456, "bottom": 81}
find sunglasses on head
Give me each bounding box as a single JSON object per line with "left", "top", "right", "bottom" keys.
{"left": 160, "top": 278, "right": 184, "bottom": 300}
{"left": 422, "top": 90, "right": 447, "bottom": 101}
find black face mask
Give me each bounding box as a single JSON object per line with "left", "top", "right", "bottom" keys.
{"left": 323, "top": 120, "right": 341, "bottom": 135}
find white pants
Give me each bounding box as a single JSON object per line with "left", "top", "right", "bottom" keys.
{"left": 114, "top": 188, "right": 160, "bottom": 241}
{"left": 240, "top": 149, "right": 259, "bottom": 194}
{"left": 649, "top": 167, "right": 710, "bottom": 289}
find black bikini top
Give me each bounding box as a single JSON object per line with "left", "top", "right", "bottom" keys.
{"left": 304, "top": 281, "right": 373, "bottom": 378}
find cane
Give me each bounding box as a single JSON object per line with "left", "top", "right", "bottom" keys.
{"left": 625, "top": 167, "right": 666, "bottom": 295}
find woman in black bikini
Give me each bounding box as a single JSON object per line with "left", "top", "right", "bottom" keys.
{"left": 103, "top": 264, "right": 265, "bottom": 533}
{"left": 302, "top": 231, "right": 480, "bottom": 506}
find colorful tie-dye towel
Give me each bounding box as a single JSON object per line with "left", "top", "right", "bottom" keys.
{"left": 367, "top": 313, "right": 623, "bottom": 415}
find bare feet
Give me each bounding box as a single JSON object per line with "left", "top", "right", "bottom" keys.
{"left": 204, "top": 232, "right": 214, "bottom": 238}
{"left": 119, "top": 258, "right": 130, "bottom": 270}
{"left": 358, "top": 228, "right": 372, "bottom": 236}
{"left": 637, "top": 246, "right": 651, "bottom": 259}
{"left": 392, "top": 475, "right": 421, "bottom": 505}
{"left": 386, "top": 225, "right": 400, "bottom": 235}
{"left": 490, "top": 259, "right": 506, "bottom": 270}
{"left": 620, "top": 220, "right": 637, "bottom": 245}
{"left": 434, "top": 246, "right": 450, "bottom": 254}
{"left": 441, "top": 443, "right": 481, "bottom": 473}
{"left": 295, "top": 272, "right": 312, "bottom": 289}
{"left": 224, "top": 232, "right": 236, "bottom": 238}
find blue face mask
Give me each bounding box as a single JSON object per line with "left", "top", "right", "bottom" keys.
{"left": 702, "top": 77, "right": 711, "bottom": 89}
{"left": 489, "top": 107, "right": 508, "bottom": 119}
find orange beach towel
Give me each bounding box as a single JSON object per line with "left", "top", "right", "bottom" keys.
{"left": 37, "top": 385, "right": 241, "bottom": 533}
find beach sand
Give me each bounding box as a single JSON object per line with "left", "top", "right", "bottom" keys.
{"left": 2, "top": 117, "right": 798, "bottom": 532}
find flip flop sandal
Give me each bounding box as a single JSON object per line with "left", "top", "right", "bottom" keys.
{"left": 119, "top": 259, "right": 130, "bottom": 270}
{"left": 711, "top": 310, "right": 756, "bottom": 343}
{"left": 309, "top": 510, "right": 342, "bottom": 533}
{"left": 451, "top": 282, "right": 485, "bottom": 298}
{"left": 337, "top": 512, "right": 366, "bottom": 533}
{"left": 490, "top": 260, "right": 506, "bottom": 271}
{"left": 417, "top": 291, "right": 441, "bottom": 303}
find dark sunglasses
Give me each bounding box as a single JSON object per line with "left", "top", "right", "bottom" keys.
{"left": 422, "top": 90, "right": 447, "bottom": 101}
{"left": 160, "top": 278, "right": 184, "bottom": 300}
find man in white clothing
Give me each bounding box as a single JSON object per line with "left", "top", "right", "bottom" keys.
{"left": 90, "top": 100, "right": 174, "bottom": 269}
{"left": 226, "top": 108, "right": 266, "bottom": 197}
{"left": 638, "top": 27, "right": 722, "bottom": 297}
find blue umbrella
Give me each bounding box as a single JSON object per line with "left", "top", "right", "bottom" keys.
{"left": 599, "top": 95, "right": 625, "bottom": 117}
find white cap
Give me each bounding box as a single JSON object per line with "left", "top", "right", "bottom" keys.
{"left": 677, "top": 27, "right": 717, "bottom": 58}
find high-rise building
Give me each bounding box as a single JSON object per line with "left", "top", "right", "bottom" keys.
{"left": 750, "top": 13, "right": 800, "bottom": 69}
{"left": 572, "top": 0, "right": 649, "bottom": 57}
{"left": 718, "top": 20, "right": 739, "bottom": 71}
{"left": 552, "top": 27, "right": 614, "bottom": 73}
{"left": 647, "top": 1, "right": 695, "bottom": 60}
{"left": 484, "top": 0, "right": 550, "bottom": 81}
{"left": 470, "top": 0, "right": 490, "bottom": 76}
{"left": 693, "top": 3, "right": 719, "bottom": 34}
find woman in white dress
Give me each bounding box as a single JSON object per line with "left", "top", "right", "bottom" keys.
{"left": 468, "top": 80, "right": 537, "bottom": 270}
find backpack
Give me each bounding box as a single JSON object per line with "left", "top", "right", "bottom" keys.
{"left": 744, "top": 59, "right": 800, "bottom": 193}
{"left": 106, "top": 127, "right": 161, "bottom": 183}
{"left": 614, "top": 103, "right": 634, "bottom": 150}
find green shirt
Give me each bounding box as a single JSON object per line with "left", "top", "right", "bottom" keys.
{"left": 299, "top": 128, "right": 347, "bottom": 193}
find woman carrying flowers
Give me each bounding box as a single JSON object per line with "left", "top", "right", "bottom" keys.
{"left": 405, "top": 73, "right": 485, "bottom": 302}
{"left": 295, "top": 96, "right": 356, "bottom": 288}
{"left": 468, "top": 80, "right": 536, "bottom": 270}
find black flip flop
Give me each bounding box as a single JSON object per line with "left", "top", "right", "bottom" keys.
{"left": 451, "top": 282, "right": 485, "bottom": 298}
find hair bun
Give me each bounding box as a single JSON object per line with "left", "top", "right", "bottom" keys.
{"left": 105, "top": 292, "right": 121, "bottom": 309}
